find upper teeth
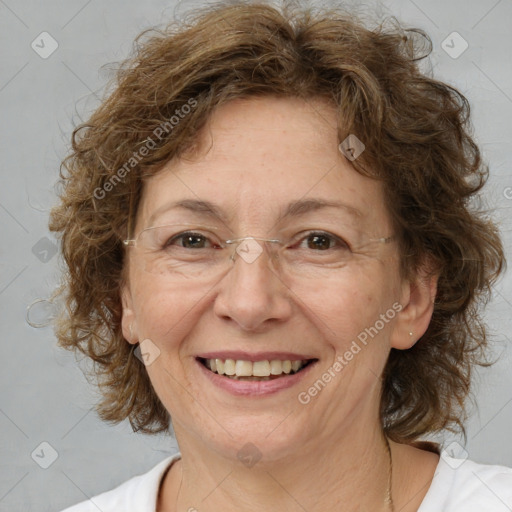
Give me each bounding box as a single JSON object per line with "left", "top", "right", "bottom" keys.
{"left": 204, "top": 358, "right": 306, "bottom": 377}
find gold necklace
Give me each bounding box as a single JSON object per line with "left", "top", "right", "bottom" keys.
{"left": 384, "top": 436, "right": 395, "bottom": 512}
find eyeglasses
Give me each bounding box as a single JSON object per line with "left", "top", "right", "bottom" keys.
{"left": 123, "top": 223, "right": 395, "bottom": 283}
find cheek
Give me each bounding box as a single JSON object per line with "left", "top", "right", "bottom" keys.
{"left": 130, "top": 278, "right": 207, "bottom": 406}
{"left": 130, "top": 272, "right": 207, "bottom": 349}
{"left": 299, "top": 263, "right": 400, "bottom": 357}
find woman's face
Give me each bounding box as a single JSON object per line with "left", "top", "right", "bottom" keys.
{"left": 122, "top": 96, "right": 409, "bottom": 461}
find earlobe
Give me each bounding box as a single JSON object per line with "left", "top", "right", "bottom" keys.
{"left": 120, "top": 286, "right": 138, "bottom": 345}
{"left": 391, "top": 264, "right": 438, "bottom": 350}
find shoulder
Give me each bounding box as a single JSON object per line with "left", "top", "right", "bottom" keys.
{"left": 419, "top": 454, "right": 512, "bottom": 511}
{"left": 59, "top": 454, "right": 181, "bottom": 512}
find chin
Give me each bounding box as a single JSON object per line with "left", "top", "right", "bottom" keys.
{"left": 188, "top": 411, "right": 314, "bottom": 466}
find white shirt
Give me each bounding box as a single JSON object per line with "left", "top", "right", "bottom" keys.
{"left": 60, "top": 453, "right": 512, "bottom": 511}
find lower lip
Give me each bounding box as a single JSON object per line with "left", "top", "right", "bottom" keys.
{"left": 196, "top": 359, "right": 317, "bottom": 396}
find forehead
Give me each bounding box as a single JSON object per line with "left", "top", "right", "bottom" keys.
{"left": 136, "top": 96, "right": 392, "bottom": 233}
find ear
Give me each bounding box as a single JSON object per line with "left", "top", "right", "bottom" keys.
{"left": 120, "top": 285, "right": 138, "bottom": 345}
{"left": 391, "top": 261, "right": 438, "bottom": 350}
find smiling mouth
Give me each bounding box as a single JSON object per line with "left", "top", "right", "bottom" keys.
{"left": 198, "top": 357, "right": 317, "bottom": 381}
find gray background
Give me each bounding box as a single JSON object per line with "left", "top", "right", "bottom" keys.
{"left": 1, "top": 0, "right": 511, "bottom": 510}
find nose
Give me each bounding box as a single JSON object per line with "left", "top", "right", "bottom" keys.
{"left": 212, "top": 240, "right": 293, "bottom": 332}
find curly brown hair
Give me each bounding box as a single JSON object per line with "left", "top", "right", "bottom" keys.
{"left": 49, "top": 1, "right": 505, "bottom": 443}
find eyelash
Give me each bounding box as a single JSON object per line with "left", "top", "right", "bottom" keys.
{"left": 166, "top": 230, "right": 350, "bottom": 251}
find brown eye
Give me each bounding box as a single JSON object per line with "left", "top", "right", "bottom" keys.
{"left": 167, "top": 232, "right": 212, "bottom": 249}
{"left": 297, "top": 231, "right": 350, "bottom": 251}
{"left": 306, "top": 233, "right": 332, "bottom": 251}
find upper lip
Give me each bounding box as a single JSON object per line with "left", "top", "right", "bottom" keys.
{"left": 196, "top": 351, "right": 317, "bottom": 362}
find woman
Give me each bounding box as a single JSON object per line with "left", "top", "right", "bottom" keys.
{"left": 52, "top": 2, "right": 511, "bottom": 511}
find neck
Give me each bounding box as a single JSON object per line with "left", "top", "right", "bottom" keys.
{"left": 162, "top": 423, "right": 393, "bottom": 512}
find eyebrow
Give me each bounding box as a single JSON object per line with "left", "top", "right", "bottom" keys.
{"left": 147, "top": 197, "right": 362, "bottom": 226}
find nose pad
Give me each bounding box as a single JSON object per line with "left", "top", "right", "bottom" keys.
{"left": 227, "top": 237, "right": 280, "bottom": 267}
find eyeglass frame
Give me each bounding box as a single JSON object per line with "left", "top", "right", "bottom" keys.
{"left": 122, "top": 223, "right": 395, "bottom": 267}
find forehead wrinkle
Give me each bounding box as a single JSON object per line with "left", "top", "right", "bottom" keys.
{"left": 145, "top": 197, "right": 364, "bottom": 230}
